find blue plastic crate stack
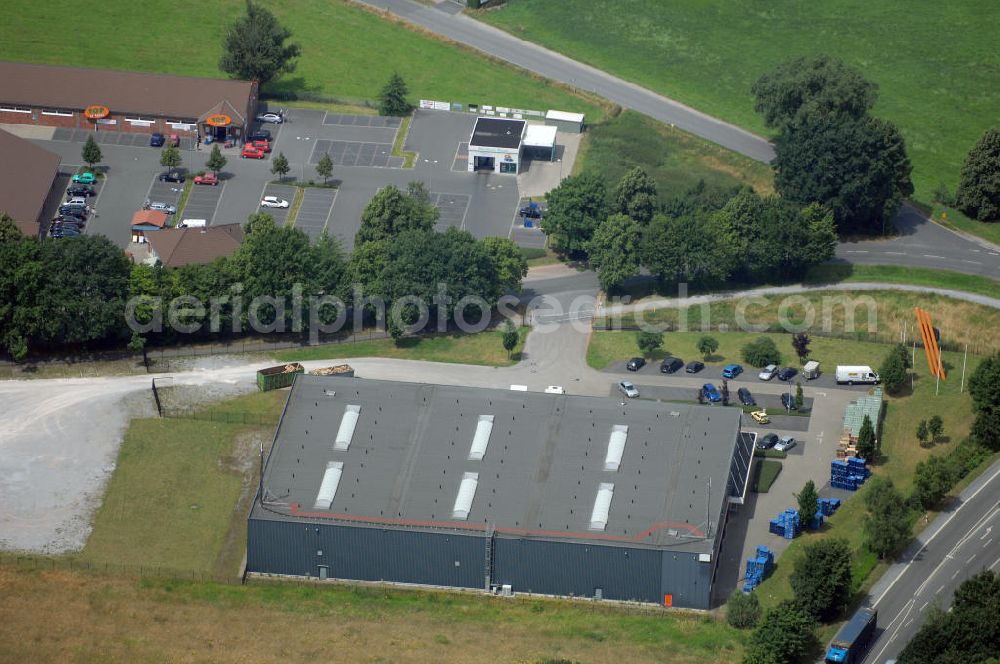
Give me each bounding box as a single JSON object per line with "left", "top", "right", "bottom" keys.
{"left": 830, "top": 457, "right": 870, "bottom": 491}
{"left": 769, "top": 508, "right": 801, "bottom": 539}
{"left": 818, "top": 497, "right": 841, "bottom": 516}
{"left": 743, "top": 545, "right": 774, "bottom": 592}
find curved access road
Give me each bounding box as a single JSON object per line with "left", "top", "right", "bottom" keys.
{"left": 355, "top": 0, "right": 775, "bottom": 162}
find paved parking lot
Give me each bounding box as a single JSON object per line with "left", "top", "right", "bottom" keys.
{"left": 451, "top": 141, "right": 469, "bottom": 172}
{"left": 52, "top": 127, "right": 196, "bottom": 151}
{"left": 146, "top": 175, "right": 185, "bottom": 212}
{"left": 430, "top": 192, "right": 469, "bottom": 230}
{"left": 295, "top": 187, "right": 338, "bottom": 238}
{"left": 182, "top": 181, "right": 226, "bottom": 225}
{"left": 258, "top": 183, "right": 297, "bottom": 225}
{"left": 310, "top": 139, "right": 399, "bottom": 168}
{"left": 323, "top": 114, "right": 401, "bottom": 128}
{"left": 39, "top": 166, "right": 109, "bottom": 237}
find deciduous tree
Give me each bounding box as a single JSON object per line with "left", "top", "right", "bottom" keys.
{"left": 969, "top": 353, "right": 1000, "bottom": 451}
{"left": 912, "top": 456, "right": 954, "bottom": 510}
{"left": 81, "top": 135, "right": 102, "bottom": 171}
{"left": 927, "top": 414, "right": 944, "bottom": 442}
{"left": 790, "top": 538, "right": 852, "bottom": 621}
{"left": 791, "top": 333, "right": 811, "bottom": 361}
{"left": 219, "top": 0, "right": 301, "bottom": 85}
{"left": 697, "top": 335, "right": 718, "bottom": 361}
{"left": 315, "top": 152, "right": 334, "bottom": 185}
{"left": 481, "top": 236, "right": 528, "bottom": 296}
{"left": 642, "top": 211, "right": 733, "bottom": 284}
{"left": 900, "top": 571, "right": 1000, "bottom": 663}
{"left": 502, "top": 319, "right": 519, "bottom": 359}
{"left": 636, "top": 331, "right": 663, "bottom": 357}
{"left": 612, "top": 166, "right": 658, "bottom": 224}
{"left": 205, "top": 144, "right": 227, "bottom": 174}
{"left": 879, "top": 343, "right": 910, "bottom": 394}
{"left": 160, "top": 143, "right": 182, "bottom": 171}
{"left": 356, "top": 184, "right": 438, "bottom": 246}
{"left": 955, "top": 128, "right": 1000, "bottom": 222}
{"left": 742, "top": 336, "right": 780, "bottom": 367}
{"left": 742, "top": 600, "right": 815, "bottom": 664}
{"left": 587, "top": 213, "right": 641, "bottom": 291}
{"left": 727, "top": 590, "right": 762, "bottom": 630}
{"left": 270, "top": 152, "right": 290, "bottom": 181}
{"left": 540, "top": 172, "right": 608, "bottom": 254}
{"left": 863, "top": 477, "right": 911, "bottom": 559}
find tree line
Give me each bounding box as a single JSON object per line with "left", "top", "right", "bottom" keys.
{"left": 0, "top": 185, "right": 527, "bottom": 361}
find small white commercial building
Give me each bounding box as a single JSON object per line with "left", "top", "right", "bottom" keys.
{"left": 523, "top": 124, "right": 558, "bottom": 162}
{"left": 468, "top": 117, "right": 526, "bottom": 174}
{"left": 545, "top": 109, "right": 585, "bottom": 134}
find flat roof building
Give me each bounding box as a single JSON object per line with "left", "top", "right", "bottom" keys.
{"left": 0, "top": 128, "right": 61, "bottom": 238}
{"left": 0, "top": 61, "right": 258, "bottom": 141}
{"left": 468, "top": 117, "right": 526, "bottom": 174}
{"left": 247, "top": 376, "right": 754, "bottom": 608}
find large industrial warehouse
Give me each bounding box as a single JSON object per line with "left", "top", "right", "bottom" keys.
{"left": 247, "top": 376, "right": 754, "bottom": 609}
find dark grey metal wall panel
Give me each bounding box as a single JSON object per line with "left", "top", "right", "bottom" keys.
{"left": 249, "top": 518, "right": 484, "bottom": 588}
{"left": 492, "top": 538, "right": 661, "bottom": 603}
{"left": 660, "top": 550, "right": 713, "bottom": 609}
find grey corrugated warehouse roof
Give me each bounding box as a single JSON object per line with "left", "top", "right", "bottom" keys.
{"left": 0, "top": 61, "right": 254, "bottom": 121}
{"left": 0, "top": 129, "right": 60, "bottom": 237}
{"left": 470, "top": 117, "right": 525, "bottom": 149}
{"left": 254, "top": 376, "right": 744, "bottom": 552}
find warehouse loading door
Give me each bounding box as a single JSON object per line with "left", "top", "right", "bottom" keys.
{"left": 474, "top": 156, "right": 495, "bottom": 171}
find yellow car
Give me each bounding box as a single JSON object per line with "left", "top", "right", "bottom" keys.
{"left": 750, "top": 409, "right": 770, "bottom": 425}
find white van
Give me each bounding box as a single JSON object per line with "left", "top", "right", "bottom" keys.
{"left": 177, "top": 219, "right": 206, "bottom": 229}
{"left": 544, "top": 385, "right": 565, "bottom": 394}
{"left": 835, "top": 365, "right": 880, "bottom": 385}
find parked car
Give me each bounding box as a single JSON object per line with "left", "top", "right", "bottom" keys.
{"left": 256, "top": 112, "right": 283, "bottom": 124}
{"left": 169, "top": 134, "right": 180, "bottom": 147}
{"left": 781, "top": 392, "right": 797, "bottom": 411}
{"left": 247, "top": 129, "right": 272, "bottom": 142}
{"left": 618, "top": 380, "right": 639, "bottom": 399}
{"left": 758, "top": 364, "right": 778, "bottom": 381}
{"left": 194, "top": 172, "right": 219, "bottom": 186}
{"left": 146, "top": 201, "right": 177, "bottom": 214}
{"left": 660, "top": 357, "right": 683, "bottom": 374}
{"left": 519, "top": 202, "right": 542, "bottom": 218}
{"left": 251, "top": 139, "right": 272, "bottom": 153}
{"left": 260, "top": 196, "right": 290, "bottom": 209}
{"left": 686, "top": 360, "right": 705, "bottom": 374}
{"left": 778, "top": 367, "right": 798, "bottom": 381}
{"left": 750, "top": 409, "right": 770, "bottom": 425}
{"left": 702, "top": 383, "right": 721, "bottom": 403}
{"left": 150, "top": 132, "right": 165, "bottom": 147}
{"left": 737, "top": 387, "right": 755, "bottom": 406}
{"left": 241, "top": 145, "right": 267, "bottom": 159}
{"left": 65, "top": 196, "right": 88, "bottom": 207}
{"left": 66, "top": 184, "right": 94, "bottom": 197}
{"left": 54, "top": 214, "right": 85, "bottom": 225}
{"left": 722, "top": 363, "right": 743, "bottom": 379}
{"left": 626, "top": 357, "right": 646, "bottom": 372}
{"left": 58, "top": 205, "right": 87, "bottom": 217}
{"left": 158, "top": 171, "right": 185, "bottom": 183}
{"left": 757, "top": 432, "right": 779, "bottom": 450}
{"left": 544, "top": 385, "right": 565, "bottom": 395}
{"left": 71, "top": 172, "right": 96, "bottom": 184}
{"left": 774, "top": 436, "right": 797, "bottom": 452}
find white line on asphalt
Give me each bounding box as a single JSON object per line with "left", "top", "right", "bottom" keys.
{"left": 967, "top": 554, "right": 976, "bottom": 564}
{"left": 923, "top": 254, "right": 945, "bottom": 259}
{"left": 905, "top": 619, "right": 913, "bottom": 628}
{"left": 985, "top": 538, "right": 993, "bottom": 548}
{"left": 846, "top": 250, "right": 869, "bottom": 253}
{"left": 953, "top": 570, "right": 960, "bottom": 579}
{"left": 872, "top": 464, "right": 1000, "bottom": 608}
{"left": 318, "top": 188, "right": 340, "bottom": 236}
{"left": 205, "top": 182, "right": 226, "bottom": 227}
{"left": 992, "top": 557, "right": 1000, "bottom": 571}
{"left": 885, "top": 251, "right": 905, "bottom": 255}
{"left": 920, "top": 601, "right": 928, "bottom": 611}
{"left": 962, "top": 259, "right": 983, "bottom": 265}
{"left": 936, "top": 585, "right": 945, "bottom": 594}
{"left": 506, "top": 203, "right": 521, "bottom": 240}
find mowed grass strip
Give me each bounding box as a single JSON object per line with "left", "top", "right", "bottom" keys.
{"left": 80, "top": 391, "right": 285, "bottom": 574}
{"left": 803, "top": 264, "right": 1000, "bottom": 300}
{"left": 577, "top": 111, "right": 774, "bottom": 197}
{"left": 0, "top": 0, "right": 603, "bottom": 118}
{"left": 0, "top": 567, "right": 746, "bottom": 664}
{"left": 481, "top": 0, "right": 1000, "bottom": 241}
{"left": 274, "top": 328, "right": 527, "bottom": 366}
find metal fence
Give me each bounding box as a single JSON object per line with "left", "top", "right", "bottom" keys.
{"left": 0, "top": 552, "right": 243, "bottom": 586}
{"left": 161, "top": 408, "right": 276, "bottom": 426}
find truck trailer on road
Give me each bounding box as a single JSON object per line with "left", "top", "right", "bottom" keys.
{"left": 835, "top": 365, "right": 880, "bottom": 385}
{"left": 825, "top": 607, "right": 877, "bottom": 664}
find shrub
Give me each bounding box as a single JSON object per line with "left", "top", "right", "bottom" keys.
{"left": 727, "top": 590, "right": 762, "bottom": 629}
{"left": 742, "top": 336, "right": 780, "bottom": 367}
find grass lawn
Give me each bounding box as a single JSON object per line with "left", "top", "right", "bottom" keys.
{"left": 753, "top": 460, "right": 783, "bottom": 493}
{"left": 803, "top": 264, "right": 1000, "bottom": 300}
{"left": 931, "top": 206, "right": 1000, "bottom": 248}
{"left": 589, "top": 291, "right": 1000, "bottom": 369}
{"left": 273, "top": 328, "right": 527, "bottom": 366}
{"left": 1, "top": 0, "right": 604, "bottom": 119}
{"left": 576, "top": 111, "right": 774, "bottom": 198}
{"left": 0, "top": 567, "right": 746, "bottom": 664}
{"left": 480, "top": 1, "right": 1000, "bottom": 242}
{"left": 79, "top": 391, "right": 286, "bottom": 575}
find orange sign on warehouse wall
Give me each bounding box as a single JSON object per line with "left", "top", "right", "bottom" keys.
{"left": 205, "top": 114, "right": 232, "bottom": 127}
{"left": 84, "top": 105, "right": 110, "bottom": 119}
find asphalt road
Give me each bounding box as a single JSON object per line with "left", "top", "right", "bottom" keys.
{"left": 355, "top": 0, "right": 775, "bottom": 162}
{"left": 861, "top": 459, "right": 1000, "bottom": 663}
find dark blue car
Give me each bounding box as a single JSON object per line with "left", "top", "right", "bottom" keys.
{"left": 703, "top": 383, "right": 721, "bottom": 402}
{"left": 150, "top": 132, "right": 165, "bottom": 147}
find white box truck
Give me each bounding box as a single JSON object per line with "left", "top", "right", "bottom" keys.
{"left": 836, "top": 365, "right": 880, "bottom": 385}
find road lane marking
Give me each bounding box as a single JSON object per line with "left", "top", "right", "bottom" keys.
{"left": 967, "top": 554, "right": 976, "bottom": 564}
{"left": 923, "top": 254, "right": 945, "bottom": 259}
{"left": 992, "top": 557, "right": 1000, "bottom": 571}
{"left": 920, "top": 601, "right": 928, "bottom": 611}
{"left": 936, "top": 585, "right": 945, "bottom": 594}
{"left": 985, "top": 538, "right": 994, "bottom": 548}
{"left": 952, "top": 570, "right": 960, "bottom": 579}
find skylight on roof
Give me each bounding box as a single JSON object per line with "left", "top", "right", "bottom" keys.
{"left": 313, "top": 461, "right": 344, "bottom": 510}
{"left": 452, "top": 472, "right": 479, "bottom": 520}
{"left": 334, "top": 404, "right": 360, "bottom": 450}
{"left": 468, "top": 415, "right": 495, "bottom": 461}
{"left": 589, "top": 482, "right": 615, "bottom": 531}
{"left": 604, "top": 424, "right": 628, "bottom": 471}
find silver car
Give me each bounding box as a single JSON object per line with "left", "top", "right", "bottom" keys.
{"left": 758, "top": 364, "right": 778, "bottom": 380}
{"left": 618, "top": 380, "right": 639, "bottom": 399}
{"left": 146, "top": 201, "right": 177, "bottom": 215}
{"left": 774, "top": 436, "right": 797, "bottom": 452}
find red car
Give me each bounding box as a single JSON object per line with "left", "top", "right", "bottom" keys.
{"left": 169, "top": 134, "right": 180, "bottom": 147}
{"left": 241, "top": 145, "right": 266, "bottom": 159}
{"left": 251, "top": 140, "right": 272, "bottom": 153}
{"left": 194, "top": 172, "right": 219, "bottom": 186}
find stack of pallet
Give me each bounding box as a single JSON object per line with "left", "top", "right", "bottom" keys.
{"left": 769, "top": 508, "right": 801, "bottom": 539}
{"left": 743, "top": 545, "right": 774, "bottom": 592}
{"left": 831, "top": 457, "right": 870, "bottom": 491}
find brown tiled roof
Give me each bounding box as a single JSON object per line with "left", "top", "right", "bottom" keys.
{"left": 0, "top": 129, "right": 60, "bottom": 238}
{"left": 0, "top": 61, "right": 255, "bottom": 122}
{"left": 131, "top": 210, "right": 168, "bottom": 228}
{"left": 146, "top": 223, "right": 243, "bottom": 267}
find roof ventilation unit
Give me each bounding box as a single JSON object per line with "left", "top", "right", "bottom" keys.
{"left": 313, "top": 461, "right": 344, "bottom": 509}
{"left": 334, "top": 404, "right": 360, "bottom": 450}
{"left": 452, "top": 472, "right": 479, "bottom": 520}
{"left": 589, "top": 482, "right": 615, "bottom": 531}
{"left": 468, "top": 415, "right": 495, "bottom": 460}
{"left": 604, "top": 425, "right": 628, "bottom": 471}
